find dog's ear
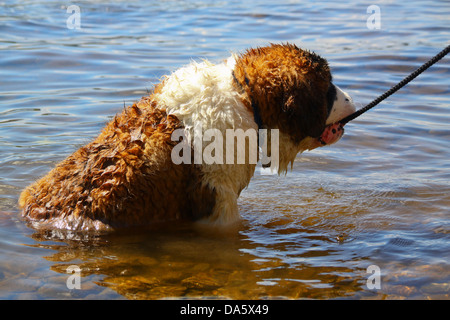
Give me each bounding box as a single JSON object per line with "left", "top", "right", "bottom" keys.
{"left": 234, "top": 44, "right": 332, "bottom": 143}
{"left": 277, "top": 76, "right": 329, "bottom": 143}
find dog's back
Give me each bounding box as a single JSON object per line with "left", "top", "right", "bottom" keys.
{"left": 19, "top": 97, "right": 216, "bottom": 230}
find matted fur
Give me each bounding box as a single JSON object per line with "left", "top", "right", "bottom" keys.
{"left": 19, "top": 43, "right": 355, "bottom": 231}
{"left": 153, "top": 57, "right": 258, "bottom": 224}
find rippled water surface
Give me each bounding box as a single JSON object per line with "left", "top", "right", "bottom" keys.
{"left": 0, "top": 0, "right": 449, "bottom": 299}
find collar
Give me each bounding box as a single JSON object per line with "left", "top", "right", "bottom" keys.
{"left": 231, "top": 70, "right": 264, "bottom": 130}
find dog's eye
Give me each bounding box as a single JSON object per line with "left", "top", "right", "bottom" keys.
{"left": 326, "top": 83, "right": 337, "bottom": 115}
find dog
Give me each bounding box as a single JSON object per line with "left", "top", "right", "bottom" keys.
{"left": 19, "top": 43, "right": 355, "bottom": 231}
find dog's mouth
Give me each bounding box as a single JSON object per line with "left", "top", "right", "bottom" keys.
{"left": 317, "top": 122, "right": 345, "bottom": 146}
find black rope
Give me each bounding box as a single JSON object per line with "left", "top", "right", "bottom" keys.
{"left": 339, "top": 44, "right": 450, "bottom": 125}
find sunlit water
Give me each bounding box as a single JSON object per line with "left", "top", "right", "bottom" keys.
{"left": 0, "top": 0, "right": 449, "bottom": 299}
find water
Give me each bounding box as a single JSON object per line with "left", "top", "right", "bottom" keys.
{"left": 0, "top": 0, "right": 449, "bottom": 299}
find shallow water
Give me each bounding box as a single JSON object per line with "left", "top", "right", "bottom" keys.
{"left": 0, "top": 0, "right": 449, "bottom": 299}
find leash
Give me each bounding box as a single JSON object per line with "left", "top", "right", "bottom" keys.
{"left": 339, "top": 44, "right": 450, "bottom": 125}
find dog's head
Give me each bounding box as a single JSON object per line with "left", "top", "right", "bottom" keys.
{"left": 233, "top": 43, "right": 355, "bottom": 172}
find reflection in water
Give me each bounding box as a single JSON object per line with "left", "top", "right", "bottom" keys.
{"left": 23, "top": 175, "right": 448, "bottom": 300}
{"left": 28, "top": 220, "right": 367, "bottom": 300}
{"left": 3, "top": 166, "right": 450, "bottom": 299}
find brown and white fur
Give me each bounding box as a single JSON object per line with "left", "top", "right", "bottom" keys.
{"left": 19, "top": 43, "right": 355, "bottom": 231}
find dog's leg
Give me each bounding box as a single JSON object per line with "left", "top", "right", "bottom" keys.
{"left": 206, "top": 186, "right": 240, "bottom": 225}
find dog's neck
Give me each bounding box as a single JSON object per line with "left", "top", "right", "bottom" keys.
{"left": 231, "top": 69, "right": 264, "bottom": 131}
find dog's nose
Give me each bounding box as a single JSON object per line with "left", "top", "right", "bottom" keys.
{"left": 326, "top": 86, "right": 356, "bottom": 125}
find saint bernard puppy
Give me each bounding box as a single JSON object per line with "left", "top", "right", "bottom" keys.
{"left": 19, "top": 43, "right": 355, "bottom": 231}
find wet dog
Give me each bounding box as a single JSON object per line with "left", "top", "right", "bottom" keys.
{"left": 19, "top": 43, "right": 355, "bottom": 231}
